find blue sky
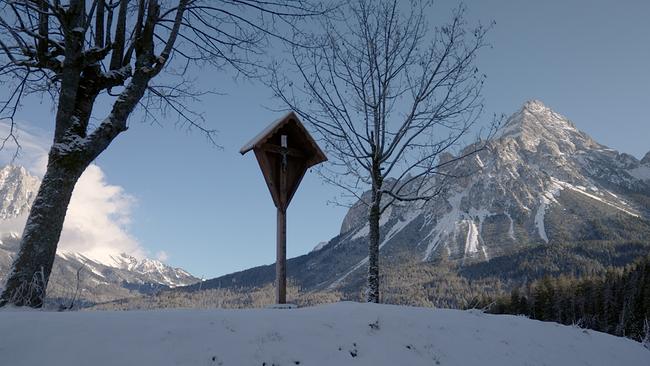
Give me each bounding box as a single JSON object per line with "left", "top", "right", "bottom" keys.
{"left": 2, "top": 0, "right": 649, "bottom": 279}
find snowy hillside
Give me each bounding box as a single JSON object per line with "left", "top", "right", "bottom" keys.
{"left": 1, "top": 302, "right": 647, "bottom": 366}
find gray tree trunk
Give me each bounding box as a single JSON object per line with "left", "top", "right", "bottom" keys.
{"left": 0, "top": 154, "right": 87, "bottom": 307}
{"left": 366, "top": 165, "right": 383, "bottom": 303}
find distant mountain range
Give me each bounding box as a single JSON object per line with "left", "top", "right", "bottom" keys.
{"left": 187, "top": 100, "right": 650, "bottom": 296}
{"left": 0, "top": 165, "right": 199, "bottom": 304}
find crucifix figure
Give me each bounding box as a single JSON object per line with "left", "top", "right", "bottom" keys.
{"left": 240, "top": 112, "right": 327, "bottom": 304}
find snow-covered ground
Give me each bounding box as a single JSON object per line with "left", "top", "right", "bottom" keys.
{"left": 1, "top": 302, "right": 647, "bottom": 366}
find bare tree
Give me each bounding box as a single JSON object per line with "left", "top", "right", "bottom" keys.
{"left": 0, "top": 0, "right": 323, "bottom": 308}
{"left": 271, "top": 0, "right": 496, "bottom": 303}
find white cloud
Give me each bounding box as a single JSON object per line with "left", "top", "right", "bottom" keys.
{"left": 60, "top": 164, "right": 146, "bottom": 263}
{"left": 0, "top": 122, "right": 149, "bottom": 264}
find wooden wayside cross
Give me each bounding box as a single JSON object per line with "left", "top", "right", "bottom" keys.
{"left": 240, "top": 112, "right": 327, "bottom": 304}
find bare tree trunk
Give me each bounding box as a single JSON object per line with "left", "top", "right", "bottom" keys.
{"left": 366, "top": 195, "right": 381, "bottom": 303}
{"left": 0, "top": 153, "right": 87, "bottom": 307}
{"left": 366, "top": 165, "right": 383, "bottom": 303}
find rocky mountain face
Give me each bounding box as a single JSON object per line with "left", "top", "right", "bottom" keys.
{"left": 0, "top": 165, "right": 199, "bottom": 305}
{"left": 191, "top": 100, "right": 650, "bottom": 295}
{"left": 0, "top": 165, "right": 40, "bottom": 220}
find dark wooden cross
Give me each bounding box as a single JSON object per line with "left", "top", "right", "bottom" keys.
{"left": 240, "top": 112, "right": 327, "bottom": 304}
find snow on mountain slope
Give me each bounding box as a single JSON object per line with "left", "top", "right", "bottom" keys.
{"left": 105, "top": 253, "right": 196, "bottom": 287}
{"left": 338, "top": 100, "right": 649, "bottom": 262}
{"left": 0, "top": 165, "right": 40, "bottom": 220}
{"left": 53, "top": 251, "right": 198, "bottom": 289}
{"left": 1, "top": 302, "right": 647, "bottom": 366}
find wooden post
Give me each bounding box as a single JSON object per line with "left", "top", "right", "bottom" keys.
{"left": 276, "top": 207, "right": 287, "bottom": 304}
{"left": 277, "top": 135, "right": 288, "bottom": 304}
{"left": 239, "top": 112, "right": 327, "bottom": 306}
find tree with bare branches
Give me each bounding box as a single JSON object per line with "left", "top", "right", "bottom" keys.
{"left": 271, "top": 0, "right": 496, "bottom": 303}
{"left": 0, "top": 0, "right": 323, "bottom": 308}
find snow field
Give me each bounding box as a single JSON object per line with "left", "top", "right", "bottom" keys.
{"left": 1, "top": 302, "right": 648, "bottom": 366}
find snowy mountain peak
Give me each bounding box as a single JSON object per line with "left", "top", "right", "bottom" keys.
{"left": 0, "top": 165, "right": 40, "bottom": 220}
{"left": 103, "top": 253, "right": 196, "bottom": 287}
{"left": 56, "top": 252, "right": 197, "bottom": 288}
{"left": 0, "top": 164, "right": 27, "bottom": 176}
{"left": 498, "top": 100, "right": 601, "bottom": 158}
{"left": 503, "top": 100, "right": 577, "bottom": 135}
{"left": 522, "top": 98, "right": 550, "bottom": 111}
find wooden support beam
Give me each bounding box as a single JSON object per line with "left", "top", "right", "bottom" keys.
{"left": 276, "top": 207, "right": 287, "bottom": 304}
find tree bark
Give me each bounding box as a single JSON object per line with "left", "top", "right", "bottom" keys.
{"left": 0, "top": 153, "right": 87, "bottom": 307}
{"left": 366, "top": 164, "right": 383, "bottom": 303}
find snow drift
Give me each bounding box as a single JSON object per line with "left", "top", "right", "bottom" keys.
{"left": 1, "top": 302, "right": 647, "bottom": 365}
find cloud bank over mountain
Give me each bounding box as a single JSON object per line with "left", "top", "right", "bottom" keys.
{"left": 0, "top": 122, "right": 147, "bottom": 262}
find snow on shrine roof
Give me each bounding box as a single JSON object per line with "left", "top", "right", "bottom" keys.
{"left": 239, "top": 111, "right": 327, "bottom": 165}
